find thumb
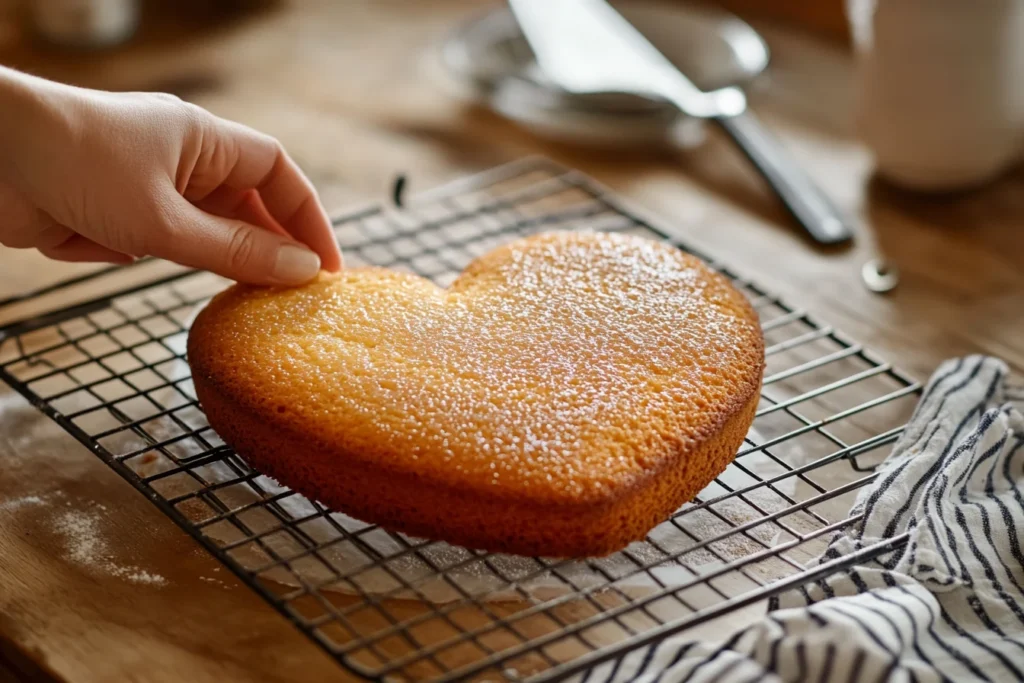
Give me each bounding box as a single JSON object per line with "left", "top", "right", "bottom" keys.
{"left": 152, "top": 194, "right": 321, "bottom": 286}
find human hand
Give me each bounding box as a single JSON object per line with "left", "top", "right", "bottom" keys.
{"left": 0, "top": 68, "right": 342, "bottom": 285}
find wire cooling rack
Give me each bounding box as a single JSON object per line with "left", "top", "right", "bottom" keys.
{"left": 0, "top": 158, "right": 921, "bottom": 682}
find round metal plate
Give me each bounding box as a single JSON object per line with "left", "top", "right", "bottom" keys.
{"left": 433, "top": 1, "right": 770, "bottom": 148}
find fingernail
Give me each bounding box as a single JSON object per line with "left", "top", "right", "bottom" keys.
{"left": 273, "top": 245, "right": 321, "bottom": 284}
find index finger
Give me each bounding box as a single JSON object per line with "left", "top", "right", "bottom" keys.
{"left": 219, "top": 124, "right": 342, "bottom": 271}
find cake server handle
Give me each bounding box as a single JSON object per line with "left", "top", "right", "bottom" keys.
{"left": 714, "top": 109, "right": 854, "bottom": 245}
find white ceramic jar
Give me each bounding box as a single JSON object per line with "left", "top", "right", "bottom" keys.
{"left": 848, "top": 0, "right": 1024, "bottom": 191}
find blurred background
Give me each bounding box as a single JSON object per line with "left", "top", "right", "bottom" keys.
{"left": 0, "top": 0, "right": 849, "bottom": 211}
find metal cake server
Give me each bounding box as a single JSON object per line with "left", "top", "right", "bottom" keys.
{"left": 508, "top": 0, "right": 855, "bottom": 245}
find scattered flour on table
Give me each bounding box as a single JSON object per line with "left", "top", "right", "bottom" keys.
{"left": 0, "top": 495, "right": 46, "bottom": 511}
{"left": 51, "top": 508, "right": 168, "bottom": 587}
{"left": 109, "top": 567, "right": 167, "bottom": 586}
{"left": 0, "top": 494, "right": 162, "bottom": 585}
{"left": 199, "top": 576, "right": 227, "bottom": 588}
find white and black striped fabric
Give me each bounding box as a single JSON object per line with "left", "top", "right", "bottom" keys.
{"left": 577, "top": 355, "right": 1024, "bottom": 683}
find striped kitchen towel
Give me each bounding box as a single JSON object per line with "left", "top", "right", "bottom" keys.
{"left": 579, "top": 355, "right": 1024, "bottom": 683}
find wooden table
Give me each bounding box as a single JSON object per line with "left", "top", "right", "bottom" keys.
{"left": 0, "top": 1, "right": 1021, "bottom": 681}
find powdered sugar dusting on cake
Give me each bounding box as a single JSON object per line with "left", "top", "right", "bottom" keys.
{"left": 191, "top": 230, "right": 763, "bottom": 555}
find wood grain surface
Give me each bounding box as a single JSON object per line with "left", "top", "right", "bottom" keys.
{"left": 0, "top": 1, "right": 1021, "bottom": 681}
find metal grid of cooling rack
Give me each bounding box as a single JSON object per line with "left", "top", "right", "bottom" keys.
{"left": 0, "top": 158, "right": 922, "bottom": 682}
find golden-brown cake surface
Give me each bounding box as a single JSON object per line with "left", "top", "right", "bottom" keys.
{"left": 187, "top": 231, "right": 764, "bottom": 557}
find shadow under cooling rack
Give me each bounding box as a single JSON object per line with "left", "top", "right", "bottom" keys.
{"left": 0, "top": 158, "right": 921, "bottom": 682}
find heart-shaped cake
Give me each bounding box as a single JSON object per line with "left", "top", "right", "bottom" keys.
{"left": 187, "top": 232, "right": 764, "bottom": 557}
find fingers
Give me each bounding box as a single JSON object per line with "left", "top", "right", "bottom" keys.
{"left": 151, "top": 192, "right": 322, "bottom": 286}
{"left": 193, "top": 186, "right": 290, "bottom": 240}
{"left": 195, "top": 121, "right": 342, "bottom": 272}
{"left": 40, "top": 234, "right": 135, "bottom": 264}
{"left": 254, "top": 152, "right": 342, "bottom": 271}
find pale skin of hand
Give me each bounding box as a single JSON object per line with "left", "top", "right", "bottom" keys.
{"left": 0, "top": 66, "right": 342, "bottom": 285}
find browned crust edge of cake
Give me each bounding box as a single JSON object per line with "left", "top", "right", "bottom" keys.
{"left": 190, "top": 366, "right": 760, "bottom": 558}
